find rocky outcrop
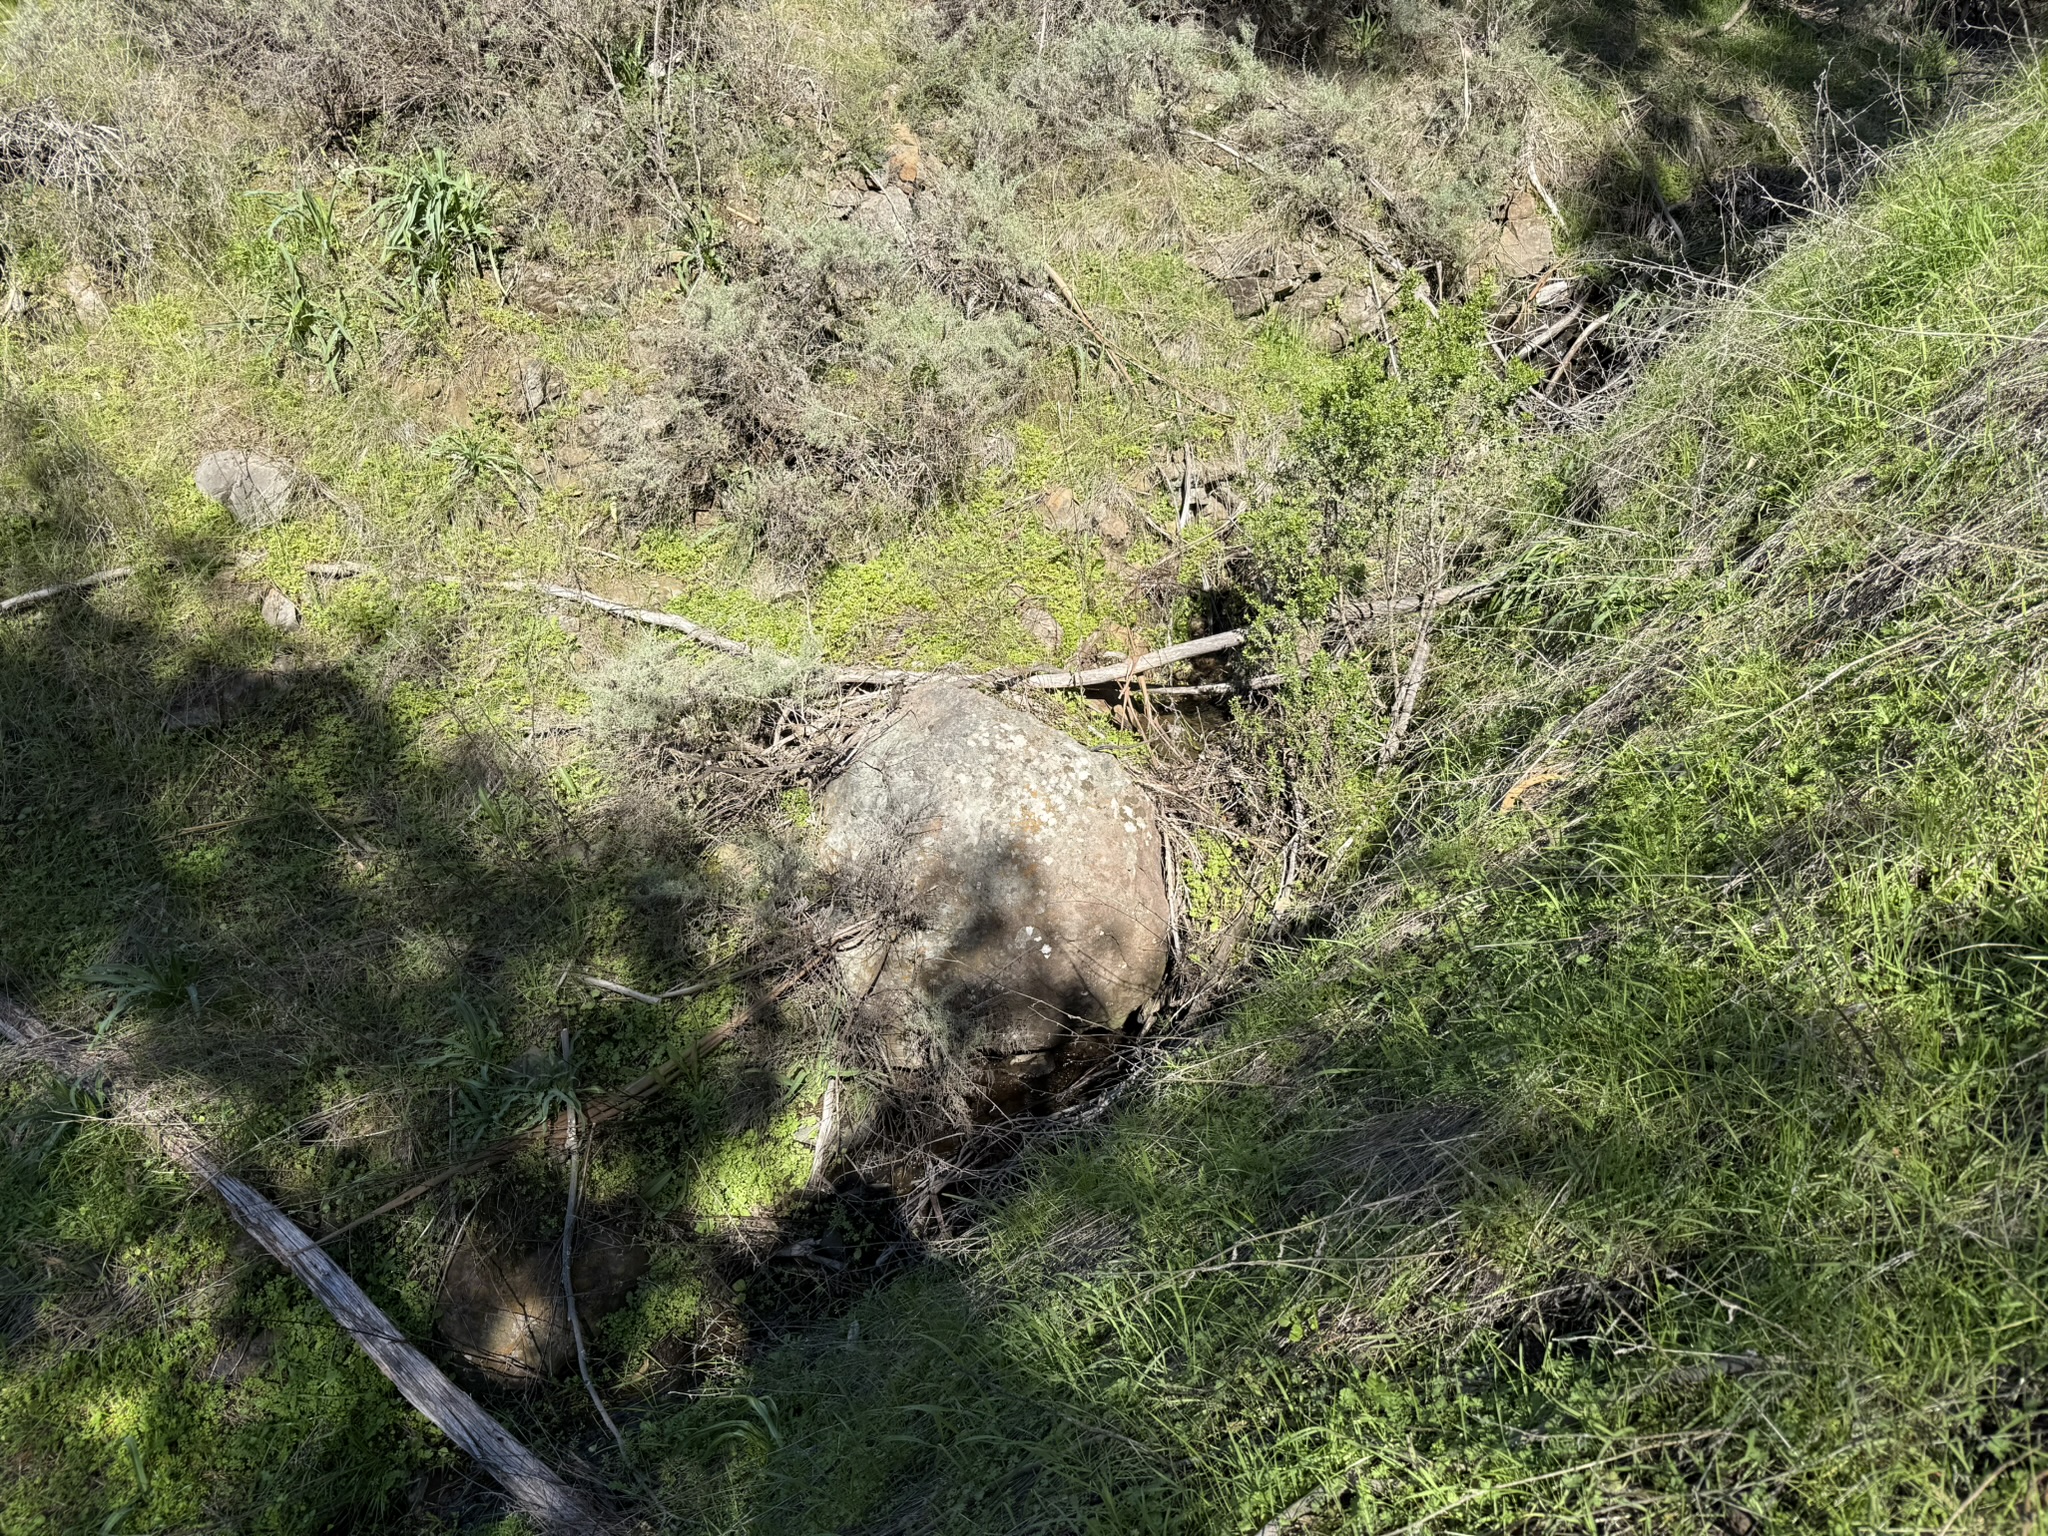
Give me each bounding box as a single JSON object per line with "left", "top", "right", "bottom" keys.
{"left": 818, "top": 680, "right": 1172, "bottom": 1116}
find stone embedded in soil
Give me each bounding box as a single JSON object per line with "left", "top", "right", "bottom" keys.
{"left": 259, "top": 588, "right": 300, "bottom": 629}
{"left": 437, "top": 1228, "right": 649, "bottom": 1385}
{"left": 817, "top": 679, "right": 1172, "bottom": 1115}
{"left": 195, "top": 449, "right": 295, "bottom": 529}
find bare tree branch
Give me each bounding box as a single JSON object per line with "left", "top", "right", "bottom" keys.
{"left": 0, "top": 998, "right": 599, "bottom": 1534}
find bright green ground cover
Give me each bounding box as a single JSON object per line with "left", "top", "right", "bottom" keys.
{"left": 0, "top": 7, "right": 2038, "bottom": 1535}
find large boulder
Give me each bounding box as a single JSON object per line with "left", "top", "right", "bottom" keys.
{"left": 818, "top": 680, "right": 1172, "bottom": 1115}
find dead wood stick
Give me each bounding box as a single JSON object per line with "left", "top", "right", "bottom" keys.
{"left": 1138, "top": 673, "right": 1283, "bottom": 700}
{"left": 1544, "top": 312, "right": 1612, "bottom": 398}
{"left": 577, "top": 973, "right": 722, "bottom": 1005}
{"left": 529, "top": 579, "right": 1489, "bottom": 693}
{"left": 1514, "top": 303, "right": 1583, "bottom": 359}
{"left": 1021, "top": 630, "right": 1247, "bottom": 690}
{"left": 558, "top": 1077, "right": 628, "bottom": 1463}
{"left": 1378, "top": 631, "right": 1432, "bottom": 771}
{"left": 1043, "top": 264, "right": 1165, "bottom": 388}
{"left": 0, "top": 999, "right": 598, "bottom": 1533}
{"left": 514, "top": 582, "right": 759, "bottom": 657}
{"left": 307, "top": 561, "right": 370, "bottom": 578}
{"left": 1331, "top": 578, "right": 1496, "bottom": 631}
{"left": 1, "top": 565, "right": 134, "bottom": 616}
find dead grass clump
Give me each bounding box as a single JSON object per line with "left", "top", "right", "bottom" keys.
{"left": 642, "top": 266, "right": 1031, "bottom": 570}
{"left": 0, "top": 104, "right": 122, "bottom": 201}
{"left": 0, "top": 5, "right": 250, "bottom": 277}
{"left": 121, "top": 0, "right": 679, "bottom": 227}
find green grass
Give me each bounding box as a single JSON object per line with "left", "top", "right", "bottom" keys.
{"left": 622, "top": 63, "right": 2048, "bottom": 1533}
{"left": 0, "top": 0, "right": 2032, "bottom": 1529}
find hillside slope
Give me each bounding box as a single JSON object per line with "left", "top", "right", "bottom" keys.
{"left": 0, "top": 1, "right": 2041, "bottom": 1533}
{"left": 640, "top": 63, "right": 2048, "bottom": 1534}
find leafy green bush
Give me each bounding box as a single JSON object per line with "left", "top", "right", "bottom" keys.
{"left": 371, "top": 149, "right": 501, "bottom": 309}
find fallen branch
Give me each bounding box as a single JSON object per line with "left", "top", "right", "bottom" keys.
{"left": 0, "top": 998, "right": 597, "bottom": 1533}
{"left": 1043, "top": 263, "right": 1165, "bottom": 388}
{"left": 1021, "top": 630, "right": 1247, "bottom": 690}
{"left": 558, "top": 1073, "right": 627, "bottom": 1465}
{"left": 1331, "top": 578, "right": 1497, "bottom": 632}
{"left": 1514, "top": 304, "right": 1583, "bottom": 359}
{"left": 577, "top": 972, "right": 721, "bottom": 1005}
{"left": 1378, "top": 630, "right": 1432, "bottom": 771}
{"left": 1, "top": 565, "right": 134, "bottom": 616}
{"left": 1527, "top": 164, "right": 1565, "bottom": 225}
{"left": 1134, "top": 672, "right": 1282, "bottom": 700}
{"left": 1544, "top": 312, "right": 1612, "bottom": 398}
{"left": 514, "top": 582, "right": 760, "bottom": 658}
{"left": 524, "top": 581, "right": 1248, "bottom": 691}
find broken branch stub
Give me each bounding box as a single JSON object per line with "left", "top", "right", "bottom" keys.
{"left": 0, "top": 1000, "right": 599, "bottom": 1534}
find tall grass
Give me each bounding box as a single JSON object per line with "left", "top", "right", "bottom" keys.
{"left": 636, "top": 63, "right": 2048, "bottom": 1535}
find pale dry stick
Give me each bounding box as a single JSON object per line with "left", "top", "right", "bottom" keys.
{"left": 808, "top": 1076, "right": 841, "bottom": 1189}
{"left": 528, "top": 577, "right": 1490, "bottom": 691}
{"left": 0, "top": 999, "right": 598, "bottom": 1533}
{"left": 577, "top": 973, "right": 721, "bottom": 1005}
{"left": 1935, "top": 1451, "right": 2034, "bottom": 1535}
{"left": 1043, "top": 263, "right": 1162, "bottom": 389}
{"left": 1515, "top": 304, "right": 1584, "bottom": 359}
{"left": 306, "top": 561, "right": 370, "bottom": 578}
{"left": 1256, "top": 1481, "right": 1335, "bottom": 1536}
{"left": 1543, "top": 312, "right": 1612, "bottom": 398}
{"left": 1331, "top": 578, "right": 1498, "bottom": 631}
{"left": 1527, "top": 164, "right": 1565, "bottom": 224}
{"left": 558, "top": 1056, "right": 628, "bottom": 1465}
{"left": 1, "top": 564, "right": 134, "bottom": 615}
{"left": 1021, "top": 630, "right": 1248, "bottom": 690}
{"left": 513, "top": 581, "right": 759, "bottom": 657}
{"left": 1378, "top": 630, "right": 1433, "bottom": 772}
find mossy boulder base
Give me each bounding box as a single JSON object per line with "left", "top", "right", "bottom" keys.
{"left": 819, "top": 681, "right": 1172, "bottom": 1114}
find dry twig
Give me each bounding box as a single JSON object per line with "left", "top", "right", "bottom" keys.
{"left": 1, "top": 565, "right": 134, "bottom": 616}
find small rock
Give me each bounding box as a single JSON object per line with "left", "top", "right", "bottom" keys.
{"left": 851, "top": 182, "right": 916, "bottom": 242}
{"left": 514, "top": 361, "right": 556, "bottom": 418}
{"left": 884, "top": 123, "right": 925, "bottom": 187}
{"left": 1039, "top": 486, "right": 1083, "bottom": 533}
{"left": 439, "top": 1229, "right": 648, "bottom": 1384}
{"left": 59, "top": 266, "right": 108, "bottom": 327}
{"left": 1090, "top": 495, "right": 1133, "bottom": 546}
{"left": 195, "top": 450, "right": 295, "bottom": 529}
{"left": 1336, "top": 289, "right": 1386, "bottom": 337}
{"left": 1017, "top": 604, "right": 1063, "bottom": 654}
{"left": 260, "top": 588, "right": 300, "bottom": 629}
{"left": 1492, "top": 185, "right": 1558, "bottom": 281}
{"left": 204, "top": 1329, "right": 274, "bottom": 1383}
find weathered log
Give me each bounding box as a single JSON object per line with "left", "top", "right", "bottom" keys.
{"left": 0, "top": 999, "right": 599, "bottom": 1533}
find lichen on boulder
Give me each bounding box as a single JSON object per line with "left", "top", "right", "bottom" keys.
{"left": 818, "top": 680, "right": 1172, "bottom": 1117}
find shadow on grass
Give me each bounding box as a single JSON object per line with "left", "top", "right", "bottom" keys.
{"left": 626, "top": 729, "right": 2048, "bottom": 1531}
{"left": 0, "top": 421, "right": 799, "bottom": 1527}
